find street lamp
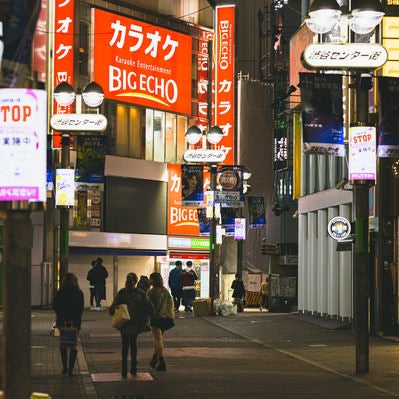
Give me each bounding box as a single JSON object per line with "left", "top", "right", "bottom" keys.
{"left": 185, "top": 125, "right": 224, "bottom": 305}
{"left": 304, "top": 0, "right": 385, "bottom": 375}
{"left": 52, "top": 81, "right": 105, "bottom": 283}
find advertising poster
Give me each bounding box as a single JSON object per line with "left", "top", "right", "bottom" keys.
{"left": 0, "top": 88, "right": 47, "bottom": 202}
{"left": 75, "top": 135, "right": 105, "bottom": 186}
{"left": 92, "top": 8, "right": 192, "bottom": 115}
{"left": 56, "top": 168, "right": 75, "bottom": 206}
{"left": 248, "top": 196, "right": 266, "bottom": 229}
{"left": 181, "top": 164, "right": 204, "bottom": 207}
{"left": 299, "top": 73, "right": 344, "bottom": 156}
{"left": 378, "top": 77, "right": 399, "bottom": 157}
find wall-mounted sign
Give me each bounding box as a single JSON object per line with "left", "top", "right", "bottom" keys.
{"left": 328, "top": 216, "right": 351, "bottom": 241}
{"left": 302, "top": 43, "right": 387, "bottom": 70}
{"left": 0, "top": 88, "right": 47, "bottom": 202}
{"left": 92, "top": 8, "right": 192, "bottom": 115}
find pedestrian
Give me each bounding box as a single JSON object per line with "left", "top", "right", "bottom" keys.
{"left": 259, "top": 276, "right": 269, "bottom": 312}
{"left": 180, "top": 261, "right": 198, "bottom": 313}
{"left": 168, "top": 260, "right": 183, "bottom": 312}
{"left": 53, "top": 272, "right": 84, "bottom": 377}
{"left": 87, "top": 257, "right": 108, "bottom": 310}
{"left": 147, "top": 272, "right": 175, "bottom": 371}
{"left": 109, "top": 272, "right": 153, "bottom": 378}
{"left": 231, "top": 273, "right": 246, "bottom": 312}
{"left": 137, "top": 275, "right": 150, "bottom": 293}
{"left": 86, "top": 260, "right": 97, "bottom": 310}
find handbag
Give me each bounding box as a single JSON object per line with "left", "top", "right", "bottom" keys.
{"left": 112, "top": 304, "right": 131, "bottom": 329}
{"left": 60, "top": 321, "right": 78, "bottom": 348}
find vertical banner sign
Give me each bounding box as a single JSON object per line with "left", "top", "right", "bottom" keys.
{"left": 234, "top": 218, "right": 246, "bottom": 240}
{"left": 75, "top": 135, "right": 105, "bottom": 187}
{"left": 181, "top": 164, "right": 204, "bottom": 207}
{"left": 248, "top": 196, "right": 266, "bottom": 229}
{"left": 349, "top": 126, "right": 376, "bottom": 181}
{"left": 168, "top": 164, "right": 210, "bottom": 236}
{"left": 378, "top": 77, "right": 399, "bottom": 157}
{"left": 92, "top": 8, "right": 192, "bottom": 115}
{"left": 55, "top": 168, "right": 75, "bottom": 206}
{"left": 299, "top": 73, "right": 345, "bottom": 156}
{"left": 53, "top": 0, "right": 75, "bottom": 148}
{"left": 215, "top": 5, "right": 235, "bottom": 165}
{"left": 32, "top": 0, "right": 47, "bottom": 82}
{"left": 0, "top": 88, "right": 47, "bottom": 202}
{"left": 197, "top": 29, "right": 214, "bottom": 127}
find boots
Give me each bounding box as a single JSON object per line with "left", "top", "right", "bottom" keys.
{"left": 121, "top": 360, "right": 128, "bottom": 378}
{"left": 60, "top": 348, "right": 68, "bottom": 375}
{"left": 150, "top": 354, "right": 158, "bottom": 368}
{"left": 156, "top": 356, "right": 166, "bottom": 371}
{"left": 68, "top": 349, "right": 77, "bottom": 377}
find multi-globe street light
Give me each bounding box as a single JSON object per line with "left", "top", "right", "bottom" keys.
{"left": 51, "top": 81, "right": 106, "bottom": 283}
{"left": 184, "top": 125, "right": 224, "bottom": 305}
{"left": 304, "top": 0, "right": 385, "bottom": 374}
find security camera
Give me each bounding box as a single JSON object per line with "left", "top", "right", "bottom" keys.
{"left": 335, "top": 178, "right": 348, "bottom": 190}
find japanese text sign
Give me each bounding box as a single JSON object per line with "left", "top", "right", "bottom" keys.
{"left": 215, "top": 5, "right": 236, "bottom": 165}
{"left": 92, "top": 8, "right": 192, "bottom": 115}
{"left": 349, "top": 126, "right": 376, "bottom": 181}
{"left": 0, "top": 89, "right": 47, "bottom": 202}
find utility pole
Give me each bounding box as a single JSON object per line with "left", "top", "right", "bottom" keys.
{"left": 353, "top": 73, "right": 373, "bottom": 374}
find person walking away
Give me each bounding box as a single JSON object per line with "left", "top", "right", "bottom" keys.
{"left": 109, "top": 273, "right": 153, "bottom": 378}
{"left": 180, "top": 261, "right": 198, "bottom": 313}
{"left": 168, "top": 260, "right": 183, "bottom": 312}
{"left": 260, "top": 276, "right": 269, "bottom": 311}
{"left": 147, "top": 272, "right": 175, "bottom": 371}
{"left": 53, "top": 273, "right": 84, "bottom": 377}
{"left": 231, "top": 274, "right": 246, "bottom": 312}
{"left": 87, "top": 260, "right": 97, "bottom": 310}
{"left": 137, "top": 275, "right": 150, "bottom": 293}
{"left": 87, "top": 257, "right": 108, "bottom": 310}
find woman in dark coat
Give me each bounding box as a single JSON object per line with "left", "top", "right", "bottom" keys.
{"left": 53, "top": 272, "right": 84, "bottom": 377}
{"left": 109, "top": 272, "right": 154, "bottom": 378}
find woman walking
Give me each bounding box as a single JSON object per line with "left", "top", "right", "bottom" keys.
{"left": 53, "top": 273, "right": 84, "bottom": 377}
{"left": 109, "top": 273, "right": 153, "bottom": 378}
{"left": 147, "top": 272, "right": 175, "bottom": 371}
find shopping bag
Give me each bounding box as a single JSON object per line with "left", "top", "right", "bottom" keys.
{"left": 59, "top": 322, "right": 77, "bottom": 348}
{"left": 112, "top": 304, "right": 131, "bottom": 329}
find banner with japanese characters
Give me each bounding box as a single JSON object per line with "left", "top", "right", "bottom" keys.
{"left": 299, "top": 73, "right": 344, "bottom": 156}
{"left": 75, "top": 135, "right": 105, "bottom": 188}
{"left": 92, "top": 8, "right": 192, "bottom": 115}
{"left": 181, "top": 164, "right": 204, "bottom": 207}
{"left": 378, "top": 77, "right": 399, "bottom": 157}
{"left": 0, "top": 88, "right": 47, "bottom": 202}
{"left": 215, "top": 5, "right": 236, "bottom": 164}
{"left": 248, "top": 196, "right": 266, "bottom": 229}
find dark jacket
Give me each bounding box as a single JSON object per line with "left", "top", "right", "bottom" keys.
{"left": 168, "top": 267, "right": 183, "bottom": 289}
{"left": 180, "top": 268, "right": 197, "bottom": 289}
{"left": 231, "top": 279, "right": 246, "bottom": 299}
{"left": 53, "top": 285, "right": 84, "bottom": 329}
{"left": 109, "top": 287, "right": 153, "bottom": 335}
{"left": 87, "top": 264, "right": 108, "bottom": 286}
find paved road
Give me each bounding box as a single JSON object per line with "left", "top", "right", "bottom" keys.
{"left": 78, "top": 310, "right": 399, "bottom": 399}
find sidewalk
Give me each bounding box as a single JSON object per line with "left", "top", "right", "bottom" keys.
{"left": 20, "top": 308, "right": 399, "bottom": 398}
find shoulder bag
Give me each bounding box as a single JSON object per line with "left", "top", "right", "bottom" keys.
{"left": 112, "top": 304, "right": 131, "bottom": 329}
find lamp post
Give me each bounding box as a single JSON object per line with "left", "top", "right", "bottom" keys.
{"left": 52, "top": 81, "right": 106, "bottom": 284}
{"left": 304, "top": 0, "right": 385, "bottom": 374}
{"left": 185, "top": 125, "right": 225, "bottom": 303}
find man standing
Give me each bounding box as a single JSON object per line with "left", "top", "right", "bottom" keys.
{"left": 87, "top": 257, "right": 108, "bottom": 310}
{"left": 180, "top": 261, "right": 198, "bottom": 313}
{"left": 168, "top": 261, "right": 183, "bottom": 312}
{"left": 86, "top": 260, "right": 97, "bottom": 310}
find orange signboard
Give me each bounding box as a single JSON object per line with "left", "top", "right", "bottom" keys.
{"left": 92, "top": 8, "right": 192, "bottom": 115}
{"left": 214, "top": 5, "right": 235, "bottom": 165}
